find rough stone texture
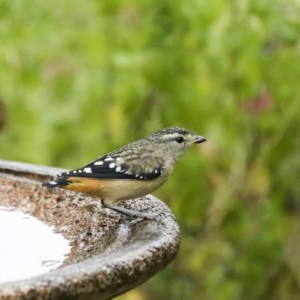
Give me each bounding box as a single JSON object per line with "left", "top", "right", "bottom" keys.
{"left": 0, "top": 160, "right": 180, "bottom": 300}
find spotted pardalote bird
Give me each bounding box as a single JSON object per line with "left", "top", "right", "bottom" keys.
{"left": 42, "top": 127, "right": 206, "bottom": 218}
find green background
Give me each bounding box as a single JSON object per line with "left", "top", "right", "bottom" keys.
{"left": 1, "top": 0, "right": 300, "bottom": 299}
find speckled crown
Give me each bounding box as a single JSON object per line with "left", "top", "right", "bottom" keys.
{"left": 149, "top": 127, "right": 193, "bottom": 137}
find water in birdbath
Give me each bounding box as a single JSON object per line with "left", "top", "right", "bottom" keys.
{"left": 0, "top": 206, "right": 70, "bottom": 284}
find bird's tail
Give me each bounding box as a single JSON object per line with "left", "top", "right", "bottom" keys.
{"left": 42, "top": 177, "right": 70, "bottom": 188}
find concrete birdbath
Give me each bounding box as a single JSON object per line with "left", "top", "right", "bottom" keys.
{"left": 0, "top": 160, "right": 180, "bottom": 300}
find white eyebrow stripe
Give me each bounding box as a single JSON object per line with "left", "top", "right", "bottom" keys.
{"left": 165, "top": 133, "right": 183, "bottom": 139}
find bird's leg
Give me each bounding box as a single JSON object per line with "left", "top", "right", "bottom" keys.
{"left": 101, "top": 199, "right": 158, "bottom": 219}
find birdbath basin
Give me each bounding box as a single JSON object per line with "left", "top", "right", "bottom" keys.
{"left": 0, "top": 160, "right": 180, "bottom": 300}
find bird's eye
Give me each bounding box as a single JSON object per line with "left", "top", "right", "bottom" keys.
{"left": 175, "top": 137, "right": 184, "bottom": 143}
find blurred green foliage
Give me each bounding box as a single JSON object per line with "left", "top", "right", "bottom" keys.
{"left": 1, "top": 0, "right": 300, "bottom": 299}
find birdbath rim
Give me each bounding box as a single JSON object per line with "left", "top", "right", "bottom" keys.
{"left": 0, "top": 160, "right": 180, "bottom": 300}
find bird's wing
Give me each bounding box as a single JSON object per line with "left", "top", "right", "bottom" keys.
{"left": 56, "top": 154, "right": 164, "bottom": 181}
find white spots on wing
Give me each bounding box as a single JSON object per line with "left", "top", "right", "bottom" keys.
{"left": 116, "top": 157, "right": 121, "bottom": 161}
{"left": 154, "top": 169, "right": 162, "bottom": 174}
{"left": 104, "top": 157, "right": 114, "bottom": 161}
{"left": 139, "top": 176, "right": 144, "bottom": 179}
{"left": 116, "top": 166, "right": 122, "bottom": 172}
{"left": 78, "top": 170, "right": 82, "bottom": 173}
{"left": 94, "top": 161, "right": 103, "bottom": 165}
{"left": 49, "top": 181, "right": 57, "bottom": 185}
{"left": 135, "top": 174, "right": 139, "bottom": 177}
{"left": 125, "top": 171, "right": 132, "bottom": 175}
{"left": 109, "top": 163, "right": 115, "bottom": 169}
{"left": 73, "top": 171, "right": 77, "bottom": 174}
{"left": 83, "top": 167, "right": 92, "bottom": 173}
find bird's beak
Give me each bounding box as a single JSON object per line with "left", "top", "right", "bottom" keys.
{"left": 194, "top": 135, "right": 206, "bottom": 144}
